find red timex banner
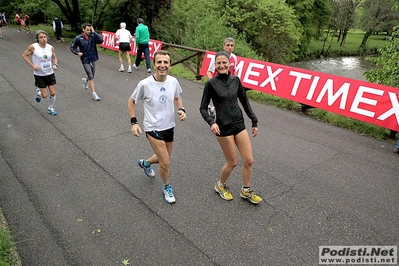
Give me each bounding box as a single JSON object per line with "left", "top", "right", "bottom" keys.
{"left": 200, "top": 51, "right": 399, "bottom": 132}
{"left": 100, "top": 31, "right": 163, "bottom": 59}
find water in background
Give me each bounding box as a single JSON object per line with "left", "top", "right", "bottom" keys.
{"left": 289, "top": 56, "right": 376, "bottom": 81}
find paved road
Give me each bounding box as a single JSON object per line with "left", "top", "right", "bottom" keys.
{"left": 0, "top": 28, "right": 398, "bottom": 266}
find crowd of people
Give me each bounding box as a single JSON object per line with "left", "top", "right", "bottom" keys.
{"left": 16, "top": 17, "right": 399, "bottom": 205}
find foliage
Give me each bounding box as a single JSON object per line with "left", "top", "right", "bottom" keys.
{"left": 286, "top": 0, "right": 333, "bottom": 60}
{"left": 0, "top": 211, "right": 18, "bottom": 266}
{"left": 219, "top": 0, "right": 302, "bottom": 63}
{"left": 364, "top": 27, "right": 399, "bottom": 87}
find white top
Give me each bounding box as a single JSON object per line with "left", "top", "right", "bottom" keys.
{"left": 207, "top": 52, "right": 237, "bottom": 76}
{"left": 115, "top": 28, "right": 132, "bottom": 43}
{"left": 131, "top": 75, "right": 183, "bottom": 132}
{"left": 32, "top": 43, "right": 54, "bottom": 76}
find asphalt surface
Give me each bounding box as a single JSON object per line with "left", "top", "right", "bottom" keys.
{"left": 0, "top": 28, "right": 398, "bottom": 266}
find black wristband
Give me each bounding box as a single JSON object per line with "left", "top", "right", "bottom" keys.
{"left": 130, "top": 117, "right": 138, "bottom": 125}
{"left": 54, "top": 64, "right": 58, "bottom": 67}
{"left": 178, "top": 107, "right": 186, "bottom": 113}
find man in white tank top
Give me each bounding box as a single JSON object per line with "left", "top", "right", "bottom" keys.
{"left": 128, "top": 50, "right": 187, "bottom": 204}
{"left": 22, "top": 30, "right": 59, "bottom": 115}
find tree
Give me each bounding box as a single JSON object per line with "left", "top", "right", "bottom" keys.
{"left": 286, "top": 0, "right": 333, "bottom": 59}
{"left": 219, "top": 0, "right": 303, "bottom": 63}
{"left": 364, "top": 0, "right": 399, "bottom": 87}
{"left": 358, "top": 0, "right": 399, "bottom": 49}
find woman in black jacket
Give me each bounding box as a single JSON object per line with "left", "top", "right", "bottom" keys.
{"left": 199, "top": 51, "right": 262, "bottom": 204}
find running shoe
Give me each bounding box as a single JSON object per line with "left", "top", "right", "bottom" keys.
{"left": 214, "top": 182, "right": 233, "bottom": 201}
{"left": 240, "top": 188, "right": 262, "bottom": 204}
{"left": 137, "top": 159, "right": 155, "bottom": 177}
{"left": 119, "top": 67, "right": 125, "bottom": 72}
{"left": 133, "top": 64, "right": 138, "bottom": 70}
{"left": 82, "top": 78, "right": 88, "bottom": 90}
{"left": 47, "top": 107, "right": 58, "bottom": 116}
{"left": 147, "top": 68, "right": 152, "bottom": 73}
{"left": 127, "top": 67, "right": 132, "bottom": 73}
{"left": 35, "top": 88, "right": 41, "bottom": 103}
{"left": 92, "top": 92, "right": 101, "bottom": 101}
{"left": 162, "top": 184, "right": 176, "bottom": 204}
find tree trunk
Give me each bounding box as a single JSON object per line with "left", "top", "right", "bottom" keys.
{"left": 360, "top": 28, "right": 373, "bottom": 49}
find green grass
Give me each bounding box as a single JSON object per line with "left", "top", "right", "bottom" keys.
{"left": 306, "top": 30, "right": 387, "bottom": 59}
{"left": 0, "top": 210, "right": 19, "bottom": 266}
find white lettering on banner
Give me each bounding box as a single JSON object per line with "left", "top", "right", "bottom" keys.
{"left": 259, "top": 66, "right": 284, "bottom": 91}
{"left": 316, "top": 80, "right": 350, "bottom": 110}
{"left": 289, "top": 71, "right": 312, "bottom": 96}
{"left": 153, "top": 42, "right": 162, "bottom": 55}
{"left": 350, "top": 86, "right": 384, "bottom": 118}
{"left": 235, "top": 60, "right": 245, "bottom": 78}
{"left": 243, "top": 62, "right": 264, "bottom": 86}
{"left": 306, "top": 76, "right": 320, "bottom": 100}
{"left": 377, "top": 92, "right": 399, "bottom": 123}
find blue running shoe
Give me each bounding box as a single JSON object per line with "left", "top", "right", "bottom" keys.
{"left": 162, "top": 184, "right": 176, "bottom": 204}
{"left": 138, "top": 159, "right": 155, "bottom": 177}
{"left": 47, "top": 107, "right": 58, "bottom": 116}
{"left": 35, "top": 89, "right": 41, "bottom": 103}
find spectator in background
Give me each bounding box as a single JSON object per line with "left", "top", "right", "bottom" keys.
{"left": 22, "top": 12, "right": 30, "bottom": 34}
{"left": 70, "top": 23, "right": 104, "bottom": 101}
{"left": 53, "top": 17, "right": 64, "bottom": 42}
{"left": 0, "top": 12, "right": 4, "bottom": 38}
{"left": 14, "top": 13, "right": 26, "bottom": 32}
{"left": 115, "top": 22, "right": 133, "bottom": 73}
{"left": 2, "top": 12, "right": 7, "bottom": 27}
{"left": 394, "top": 139, "right": 399, "bottom": 154}
{"left": 206, "top": 37, "right": 238, "bottom": 79}
{"left": 133, "top": 18, "right": 151, "bottom": 73}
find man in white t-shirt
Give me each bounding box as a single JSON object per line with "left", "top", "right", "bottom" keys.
{"left": 115, "top": 22, "right": 133, "bottom": 72}
{"left": 22, "top": 30, "right": 59, "bottom": 115}
{"left": 128, "top": 50, "right": 186, "bottom": 204}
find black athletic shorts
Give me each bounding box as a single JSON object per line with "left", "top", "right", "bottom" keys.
{"left": 119, "top": 42, "right": 131, "bottom": 52}
{"left": 34, "top": 73, "right": 56, "bottom": 88}
{"left": 146, "top": 128, "right": 174, "bottom": 142}
{"left": 218, "top": 123, "right": 246, "bottom": 137}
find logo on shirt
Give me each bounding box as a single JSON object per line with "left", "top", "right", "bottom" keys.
{"left": 160, "top": 87, "right": 166, "bottom": 91}
{"left": 43, "top": 55, "right": 48, "bottom": 59}
{"left": 159, "top": 95, "right": 167, "bottom": 104}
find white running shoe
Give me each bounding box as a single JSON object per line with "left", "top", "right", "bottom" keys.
{"left": 119, "top": 67, "right": 125, "bottom": 72}
{"left": 162, "top": 184, "right": 176, "bottom": 204}
{"left": 147, "top": 68, "right": 152, "bottom": 73}
{"left": 47, "top": 107, "right": 58, "bottom": 115}
{"left": 92, "top": 92, "right": 101, "bottom": 101}
{"left": 128, "top": 67, "right": 132, "bottom": 73}
{"left": 133, "top": 64, "right": 138, "bottom": 70}
{"left": 82, "top": 78, "right": 89, "bottom": 90}
{"left": 35, "top": 89, "right": 41, "bottom": 103}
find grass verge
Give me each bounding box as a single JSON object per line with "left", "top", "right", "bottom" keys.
{"left": 0, "top": 209, "right": 20, "bottom": 266}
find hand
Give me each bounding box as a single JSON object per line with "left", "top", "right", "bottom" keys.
{"left": 78, "top": 52, "right": 83, "bottom": 57}
{"left": 53, "top": 65, "right": 58, "bottom": 70}
{"left": 252, "top": 127, "right": 258, "bottom": 137}
{"left": 131, "top": 124, "right": 142, "bottom": 137}
{"left": 32, "top": 64, "right": 39, "bottom": 71}
{"left": 177, "top": 110, "right": 186, "bottom": 121}
{"left": 210, "top": 123, "right": 220, "bottom": 135}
